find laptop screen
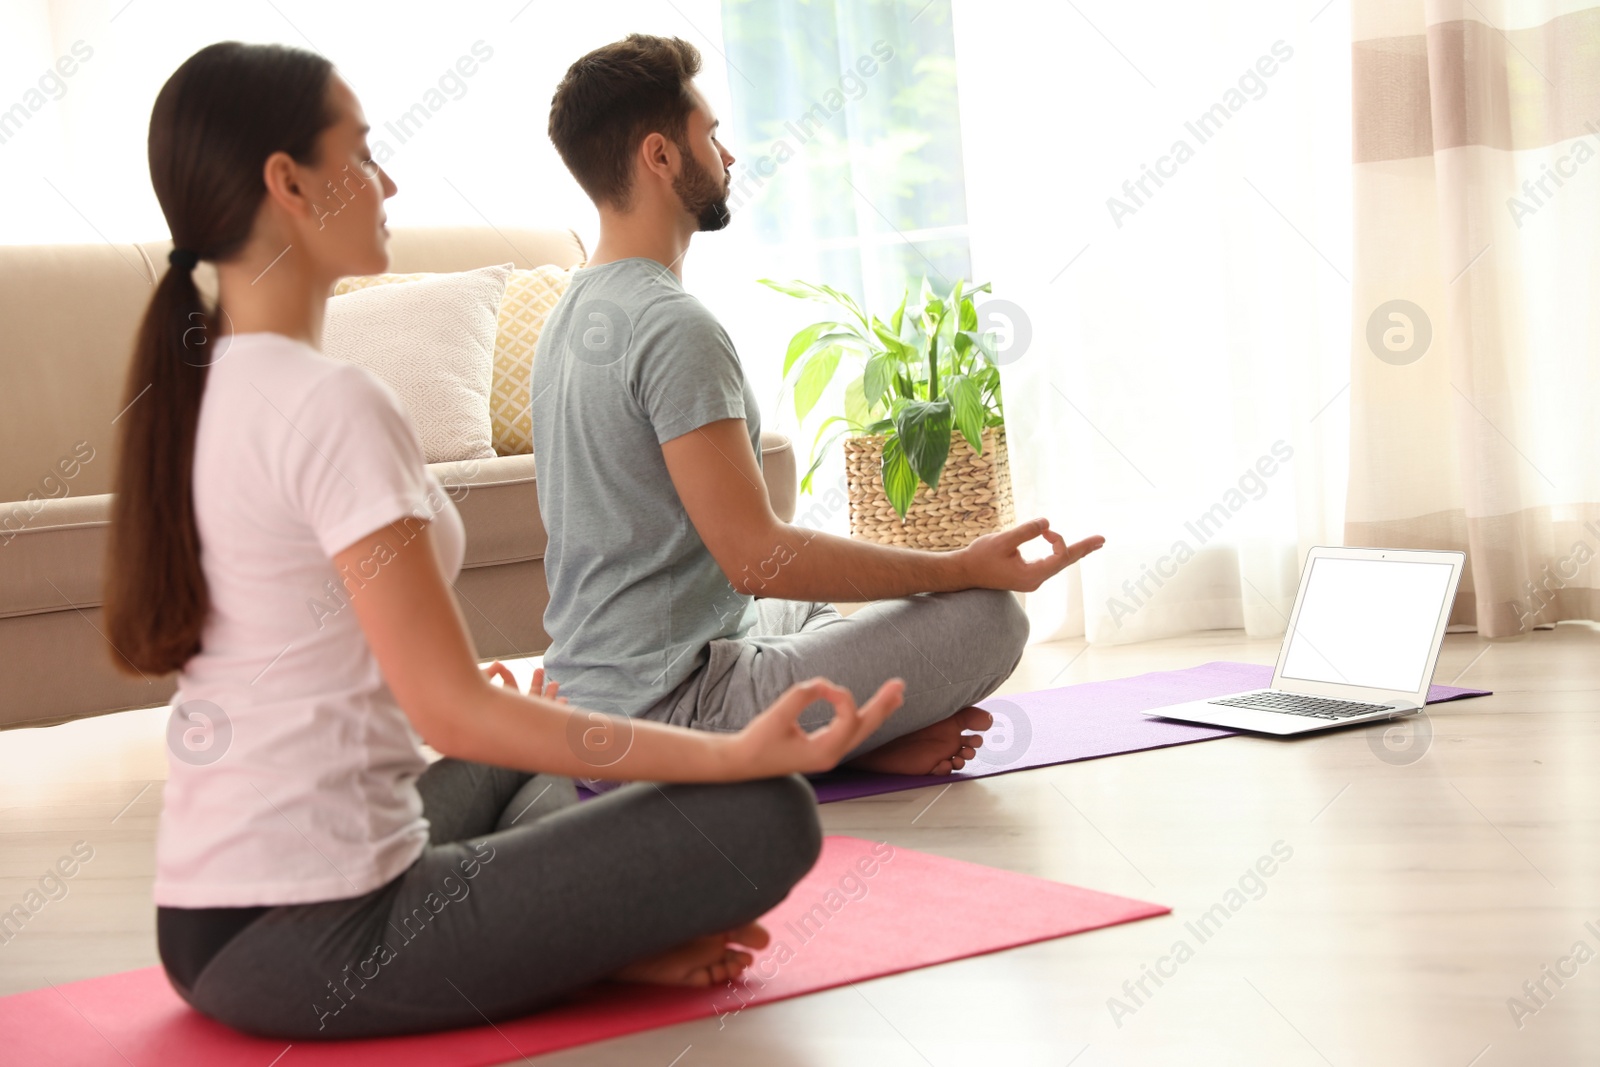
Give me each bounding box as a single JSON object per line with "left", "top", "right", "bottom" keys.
{"left": 1279, "top": 556, "right": 1456, "bottom": 693}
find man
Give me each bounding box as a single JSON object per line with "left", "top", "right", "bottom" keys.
{"left": 533, "top": 34, "right": 1104, "bottom": 776}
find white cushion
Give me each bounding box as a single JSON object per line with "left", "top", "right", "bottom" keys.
{"left": 323, "top": 264, "right": 511, "bottom": 463}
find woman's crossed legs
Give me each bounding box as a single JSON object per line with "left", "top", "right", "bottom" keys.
{"left": 179, "top": 758, "right": 821, "bottom": 1039}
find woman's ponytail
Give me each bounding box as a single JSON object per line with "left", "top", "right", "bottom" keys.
{"left": 102, "top": 42, "right": 333, "bottom": 676}
{"left": 104, "top": 260, "right": 216, "bottom": 674}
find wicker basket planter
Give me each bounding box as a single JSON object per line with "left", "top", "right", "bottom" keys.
{"left": 843, "top": 426, "right": 1015, "bottom": 550}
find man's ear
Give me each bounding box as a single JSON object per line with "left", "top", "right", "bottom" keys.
{"left": 639, "top": 131, "right": 678, "bottom": 183}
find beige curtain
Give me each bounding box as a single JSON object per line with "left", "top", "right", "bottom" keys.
{"left": 1348, "top": 1, "right": 1600, "bottom": 637}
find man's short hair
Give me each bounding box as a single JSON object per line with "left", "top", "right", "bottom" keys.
{"left": 548, "top": 34, "right": 703, "bottom": 209}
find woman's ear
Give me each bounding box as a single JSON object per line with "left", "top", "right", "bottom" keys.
{"left": 261, "top": 150, "right": 311, "bottom": 220}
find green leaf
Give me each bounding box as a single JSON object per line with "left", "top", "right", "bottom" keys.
{"left": 810, "top": 414, "right": 848, "bottom": 452}
{"left": 793, "top": 345, "right": 842, "bottom": 423}
{"left": 952, "top": 329, "right": 973, "bottom": 366}
{"left": 800, "top": 418, "right": 850, "bottom": 494}
{"left": 759, "top": 280, "right": 870, "bottom": 330}
{"left": 862, "top": 352, "right": 897, "bottom": 408}
{"left": 844, "top": 371, "right": 896, "bottom": 428}
{"left": 941, "top": 334, "right": 960, "bottom": 381}
{"left": 899, "top": 304, "right": 922, "bottom": 346}
{"left": 946, "top": 374, "right": 985, "bottom": 453}
{"left": 819, "top": 284, "right": 867, "bottom": 322}
{"left": 972, "top": 365, "right": 1002, "bottom": 406}
{"left": 894, "top": 398, "right": 953, "bottom": 488}
{"left": 799, "top": 445, "right": 833, "bottom": 494}
{"left": 782, "top": 322, "right": 830, "bottom": 378}
{"left": 759, "top": 278, "right": 817, "bottom": 300}
{"left": 925, "top": 315, "right": 946, "bottom": 400}
{"left": 963, "top": 329, "right": 1000, "bottom": 365}
{"left": 974, "top": 365, "right": 1006, "bottom": 422}
{"left": 881, "top": 435, "right": 918, "bottom": 520}
{"left": 871, "top": 318, "right": 916, "bottom": 362}
{"left": 889, "top": 289, "right": 908, "bottom": 334}
{"left": 959, "top": 295, "right": 978, "bottom": 332}
{"left": 786, "top": 327, "right": 870, "bottom": 379}
{"left": 843, "top": 378, "right": 869, "bottom": 430}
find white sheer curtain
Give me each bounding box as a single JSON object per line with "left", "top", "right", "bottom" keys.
{"left": 0, "top": 0, "right": 729, "bottom": 251}
{"left": 951, "top": 0, "right": 1353, "bottom": 646}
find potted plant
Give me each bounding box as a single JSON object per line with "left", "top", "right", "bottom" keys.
{"left": 762, "top": 275, "right": 1015, "bottom": 551}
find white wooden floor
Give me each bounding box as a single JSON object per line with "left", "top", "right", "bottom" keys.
{"left": 2, "top": 624, "right": 1597, "bottom": 1066}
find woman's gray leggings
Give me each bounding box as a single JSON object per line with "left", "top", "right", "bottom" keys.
{"left": 166, "top": 760, "right": 823, "bottom": 1039}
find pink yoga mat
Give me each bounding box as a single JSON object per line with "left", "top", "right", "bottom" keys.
{"left": 1, "top": 837, "right": 1166, "bottom": 1066}
{"left": 807, "top": 660, "right": 1492, "bottom": 803}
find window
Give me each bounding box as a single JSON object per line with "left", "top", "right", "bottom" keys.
{"left": 719, "top": 0, "right": 972, "bottom": 314}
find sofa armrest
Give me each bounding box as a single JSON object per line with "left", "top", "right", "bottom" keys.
{"left": 427, "top": 453, "right": 543, "bottom": 567}
{"left": 760, "top": 432, "right": 797, "bottom": 523}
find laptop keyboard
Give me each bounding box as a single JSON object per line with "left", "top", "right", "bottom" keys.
{"left": 1209, "top": 691, "right": 1394, "bottom": 720}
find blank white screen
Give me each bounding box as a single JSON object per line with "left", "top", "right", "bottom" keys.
{"left": 1279, "top": 558, "right": 1454, "bottom": 693}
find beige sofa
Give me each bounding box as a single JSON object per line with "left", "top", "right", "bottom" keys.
{"left": 0, "top": 227, "right": 797, "bottom": 731}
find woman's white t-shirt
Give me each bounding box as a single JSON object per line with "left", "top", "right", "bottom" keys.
{"left": 153, "top": 332, "right": 465, "bottom": 908}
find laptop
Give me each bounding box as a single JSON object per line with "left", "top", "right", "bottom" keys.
{"left": 1150, "top": 546, "right": 1466, "bottom": 736}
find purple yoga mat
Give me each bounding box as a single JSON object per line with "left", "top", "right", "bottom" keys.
{"left": 803, "top": 660, "right": 1493, "bottom": 804}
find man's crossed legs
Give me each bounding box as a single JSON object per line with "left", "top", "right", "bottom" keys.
{"left": 641, "top": 588, "right": 1029, "bottom": 775}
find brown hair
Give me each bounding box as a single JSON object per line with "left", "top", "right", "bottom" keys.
{"left": 104, "top": 42, "right": 334, "bottom": 675}
{"left": 548, "top": 34, "right": 702, "bottom": 209}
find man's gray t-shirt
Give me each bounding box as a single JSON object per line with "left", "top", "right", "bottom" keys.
{"left": 531, "top": 258, "right": 760, "bottom": 715}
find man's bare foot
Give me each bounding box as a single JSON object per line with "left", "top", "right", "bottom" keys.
{"left": 843, "top": 706, "right": 993, "bottom": 776}
{"left": 611, "top": 922, "right": 770, "bottom": 987}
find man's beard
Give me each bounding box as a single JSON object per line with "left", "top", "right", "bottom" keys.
{"left": 674, "top": 147, "right": 732, "bottom": 232}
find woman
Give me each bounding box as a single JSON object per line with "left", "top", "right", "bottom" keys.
{"left": 104, "top": 41, "right": 902, "bottom": 1041}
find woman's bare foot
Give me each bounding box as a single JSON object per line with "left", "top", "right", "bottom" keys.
{"left": 843, "top": 706, "right": 993, "bottom": 776}
{"left": 611, "top": 922, "right": 771, "bottom": 987}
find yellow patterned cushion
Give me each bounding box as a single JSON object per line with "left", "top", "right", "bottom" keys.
{"left": 335, "top": 265, "right": 574, "bottom": 455}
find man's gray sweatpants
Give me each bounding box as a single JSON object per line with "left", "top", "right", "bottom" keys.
{"left": 641, "top": 589, "right": 1030, "bottom": 759}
